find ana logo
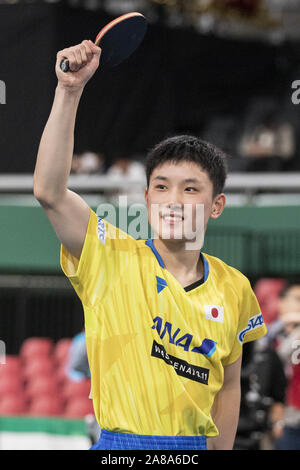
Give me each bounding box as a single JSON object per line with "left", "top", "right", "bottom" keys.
{"left": 238, "top": 313, "right": 264, "bottom": 344}
{"left": 97, "top": 216, "right": 106, "bottom": 245}
{"left": 204, "top": 305, "right": 224, "bottom": 323}
{"left": 152, "top": 316, "right": 217, "bottom": 357}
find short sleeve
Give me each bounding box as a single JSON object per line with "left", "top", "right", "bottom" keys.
{"left": 223, "top": 279, "right": 268, "bottom": 366}
{"left": 60, "top": 207, "right": 132, "bottom": 307}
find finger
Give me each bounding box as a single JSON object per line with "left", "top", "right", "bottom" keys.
{"left": 78, "top": 44, "right": 88, "bottom": 64}
{"left": 56, "top": 49, "right": 69, "bottom": 64}
{"left": 68, "top": 50, "right": 81, "bottom": 72}
{"left": 73, "top": 47, "right": 84, "bottom": 68}
{"left": 56, "top": 49, "right": 77, "bottom": 71}
{"left": 81, "top": 40, "right": 94, "bottom": 61}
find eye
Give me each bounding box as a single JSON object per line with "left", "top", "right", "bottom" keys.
{"left": 155, "top": 184, "right": 167, "bottom": 190}
{"left": 185, "top": 187, "right": 197, "bottom": 192}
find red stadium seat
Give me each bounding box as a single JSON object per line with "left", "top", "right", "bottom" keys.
{"left": 254, "top": 278, "right": 285, "bottom": 303}
{"left": 0, "top": 366, "right": 22, "bottom": 382}
{"left": 54, "top": 338, "right": 72, "bottom": 366}
{"left": 25, "top": 376, "right": 59, "bottom": 400}
{"left": 27, "top": 395, "right": 64, "bottom": 416}
{"left": 62, "top": 378, "right": 91, "bottom": 401}
{"left": 261, "top": 296, "right": 280, "bottom": 325}
{"left": 0, "top": 355, "right": 21, "bottom": 373}
{"left": 0, "top": 376, "right": 23, "bottom": 396}
{"left": 254, "top": 278, "right": 285, "bottom": 324}
{"left": 20, "top": 338, "right": 53, "bottom": 361}
{"left": 56, "top": 363, "right": 69, "bottom": 385}
{"left": 64, "top": 396, "right": 94, "bottom": 418}
{"left": 23, "top": 357, "right": 55, "bottom": 381}
{"left": 0, "top": 395, "right": 26, "bottom": 415}
{"left": 0, "top": 357, "right": 21, "bottom": 382}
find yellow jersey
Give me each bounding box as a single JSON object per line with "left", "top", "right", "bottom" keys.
{"left": 60, "top": 207, "right": 267, "bottom": 437}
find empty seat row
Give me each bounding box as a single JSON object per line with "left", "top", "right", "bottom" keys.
{"left": 0, "top": 337, "right": 93, "bottom": 419}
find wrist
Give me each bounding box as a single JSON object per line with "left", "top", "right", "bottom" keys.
{"left": 56, "top": 82, "right": 84, "bottom": 99}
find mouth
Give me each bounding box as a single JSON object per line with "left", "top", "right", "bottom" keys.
{"left": 161, "top": 212, "right": 184, "bottom": 224}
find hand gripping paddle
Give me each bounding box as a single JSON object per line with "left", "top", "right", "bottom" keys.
{"left": 60, "top": 12, "right": 147, "bottom": 72}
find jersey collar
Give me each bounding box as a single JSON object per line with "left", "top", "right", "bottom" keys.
{"left": 145, "top": 238, "right": 209, "bottom": 282}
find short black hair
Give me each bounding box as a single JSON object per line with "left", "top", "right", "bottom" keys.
{"left": 145, "top": 135, "right": 228, "bottom": 198}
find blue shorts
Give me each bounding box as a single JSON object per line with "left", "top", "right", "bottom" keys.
{"left": 90, "top": 429, "right": 207, "bottom": 450}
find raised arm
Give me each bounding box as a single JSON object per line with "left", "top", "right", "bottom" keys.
{"left": 33, "top": 40, "right": 102, "bottom": 260}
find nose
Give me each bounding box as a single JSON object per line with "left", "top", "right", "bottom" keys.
{"left": 166, "top": 188, "right": 184, "bottom": 210}
{"left": 167, "top": 203, "right": 183, "bottom": 214}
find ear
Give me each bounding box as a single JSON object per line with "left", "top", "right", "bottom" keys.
{"left": 144, "top": 188, "right": 148, "bottom": 204}
{"left": 210, "top": 193, "right": 226, "bottom": 220}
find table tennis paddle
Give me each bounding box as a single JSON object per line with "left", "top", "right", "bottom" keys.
{"left": 60, "top": 12, "right": 147, "bottom": 73}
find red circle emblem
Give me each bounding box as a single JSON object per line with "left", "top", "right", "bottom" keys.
{"left": 211, "top": 307, "right": 219, "bottom": 318}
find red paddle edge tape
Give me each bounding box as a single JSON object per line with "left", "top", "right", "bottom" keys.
{"left": 95, "top": 12, "right": 146, "bottom": 46}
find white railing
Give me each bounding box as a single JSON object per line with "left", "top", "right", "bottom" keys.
{"left": 0, "top": 174, "right": 146, "bottom": 193}
{"left": 0, "top": 173, "right": 299, "bottom": 193}
{"left": 0, "top": 173, "right": 299, "bottom": 206}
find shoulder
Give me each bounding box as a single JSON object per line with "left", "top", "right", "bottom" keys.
{"left": 135, "top": 238, "right": 152, "bottom": 254}
{"left": 203, "top": 252, "right": 253, "bottom": 294}
{"left": 91, "top": 209, "right": 139, "bottom": 249}
{"left": 203, "top": 252, "right": 250, "bottom": 282}
{"left": 89, "top": 211, "right": 152, "bottom": 255}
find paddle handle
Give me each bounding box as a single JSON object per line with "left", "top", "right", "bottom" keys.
{"left": 60, "top": 59, "right": 70, "bottom": 73}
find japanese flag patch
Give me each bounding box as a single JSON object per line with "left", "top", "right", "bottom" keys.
{"left": 204, "top": 305, "right": 224, "bottom": 323}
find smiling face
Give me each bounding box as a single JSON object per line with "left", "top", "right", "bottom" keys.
{"left": 144, "top": 161, "right": 226, "bottom": 249}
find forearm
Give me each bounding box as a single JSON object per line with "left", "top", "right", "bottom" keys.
{"left": 207, "top": 383, "right": 241, "bottom": 450}
{"left": 33, "top": 84, "right": 83, "bottom": 204}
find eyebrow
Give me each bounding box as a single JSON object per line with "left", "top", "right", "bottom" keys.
{"left": 153, "top": 176, "right": 202, "bottom": 184}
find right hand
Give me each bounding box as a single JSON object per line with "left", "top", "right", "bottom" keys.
{"left": 55, "top": 40, "right": 102, "bottom": 90}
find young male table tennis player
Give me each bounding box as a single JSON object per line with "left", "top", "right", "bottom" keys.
{"left": 33, "top": 40, "right": 267, "bottom": 450}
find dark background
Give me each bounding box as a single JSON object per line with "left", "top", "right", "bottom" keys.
{"left": 1, "top": 3, "right": 300, "bottom": 173}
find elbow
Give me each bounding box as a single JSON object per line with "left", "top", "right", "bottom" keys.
{"left": 33, "top": 159, "right": 68, "bottom": 206}
{"left": 33, "top": 175, "right": 65, "bottom": 208}
{"left": 33, "top": 174, "right": 46, "bottom": 204}
{"left": 33, "top": 186, "right": 44, "bottom": 204}
{"left": 33, "top": 185, "right": 49, "bottom": 206}
{"left": 33, "top": 185, "right": 42, "bottom": 202}
{"left": 33, "top": 186, "right": 57, "bottom": 209}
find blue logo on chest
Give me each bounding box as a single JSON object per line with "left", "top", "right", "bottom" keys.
{"left": 152, "top": 316, "right": 217, "bottom": 357}
{"left": 156, "top": 276, "right": 167, "bottom": 293}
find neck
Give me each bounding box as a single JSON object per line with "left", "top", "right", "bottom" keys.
{"left": 153, "top": 238, "right": 203, "bottom": 283}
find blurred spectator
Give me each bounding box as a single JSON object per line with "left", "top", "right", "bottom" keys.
{"left": 71, "top": 151, "right": 105, "bottom": 175}
{"left": 105, "top": 155, "right": 146, "bottom": 203}
{"left": 275, "top": 321, "right": 300, "bottom": 448}
{"left": 66, "top": 331, "right": 90, "bottom": 382}
{"left": 254, "top": 337, "right": 287, "bottom": 449}
{"left": 106, "top": 155, "right": 145, "bottom": 179}
{"left": 66, "top": 331, "right": 100, "bottom": 446}
{"left": 201, "top": 114, "right": 242, "bottom": 171}
{"left": 234, "top": 338, "right": 287, "bottom": 450}
{"left": 267, "top": 281, "right": 300, "bottom": 450}
{"left": 235, "top": 278, "right": 300, "bottom": 449}
{"left": 238, "top": 98, "right": 296, "bottom": 171}
{"left": 268, "top": 281, "right": 300, "bottom": 342}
